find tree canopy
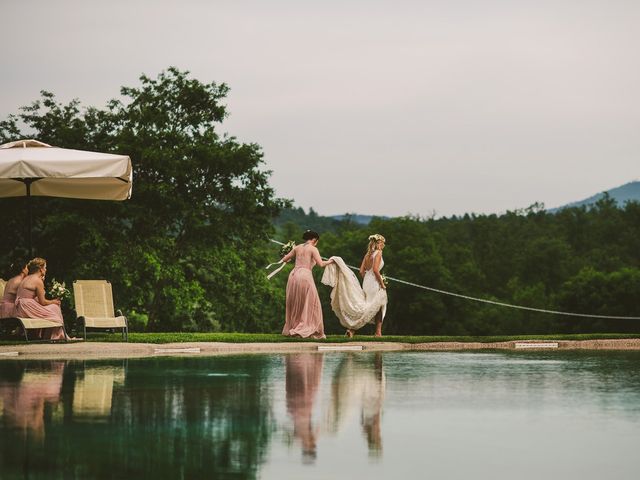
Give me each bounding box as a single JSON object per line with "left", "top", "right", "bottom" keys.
{"left": 0, "top": 67, "right": 287, "bottom": 332}
{"left": 277, "top": 198, "right": 640, "bottom": 335}
{"left": 1, "top": 69, "right": 638, "bottom": 335}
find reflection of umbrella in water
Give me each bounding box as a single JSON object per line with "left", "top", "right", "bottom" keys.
{"left": 0, "top": 139, "right": 132, "bottom": 256}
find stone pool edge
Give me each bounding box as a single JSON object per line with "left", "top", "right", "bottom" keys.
{"left": 1, "top": 338, "right": 640, "bottom": 360}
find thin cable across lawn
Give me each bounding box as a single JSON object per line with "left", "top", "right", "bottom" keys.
{"left": 269, "top": 238, "right": 640, "bottom": 321}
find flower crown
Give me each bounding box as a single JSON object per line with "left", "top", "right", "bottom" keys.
{"left": 368, "top": 234, "right": 385, "bottom": 242}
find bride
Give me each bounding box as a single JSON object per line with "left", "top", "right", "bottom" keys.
{"left": 321, "top": 234, "right": 387, "bottom": 337}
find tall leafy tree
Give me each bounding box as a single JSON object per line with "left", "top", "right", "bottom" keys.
{"left": 0, "top": 67, "right": 287, "bottom": 331}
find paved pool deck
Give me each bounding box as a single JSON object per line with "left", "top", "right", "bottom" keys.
{"left": 1, "top": 338, "right": 640, "bottom": 360}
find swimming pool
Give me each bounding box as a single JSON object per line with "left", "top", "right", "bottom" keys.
{"left": 1, "top": 351, "right": 639, "bottom": 479}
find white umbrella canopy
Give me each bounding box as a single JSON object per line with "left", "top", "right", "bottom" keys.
{"left": 0, "top": 139, "right": 133, "bottom": 255}
{"left": 0, "top": 139, "right": 132, "bottom": 200}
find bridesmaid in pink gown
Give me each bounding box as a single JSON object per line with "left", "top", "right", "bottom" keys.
{"left": 281, "top": 230, "right": 334, "bottom": 339}
{"left": 1, "top": 260, "right": 28, "bottom": 318}
{"left": 15, "top": 258, "right": 68, "bottom": 341}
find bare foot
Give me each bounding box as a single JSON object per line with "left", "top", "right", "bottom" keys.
{"left": 374, "top": 331, "right": 382, "bottom": 338}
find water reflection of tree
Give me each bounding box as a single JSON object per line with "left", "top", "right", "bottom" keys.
{"left": 0, "top": 356, "right": 275, "bottom": 480}
{"left": 108, "top": 357, "right": 274, "bottom": 479}
{"left": 325, "top": 352, "right": 385, "bottom": 457}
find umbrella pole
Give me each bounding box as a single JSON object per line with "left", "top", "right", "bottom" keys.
{"left": 26, "top": 179, "right": 33, "bottom": 258}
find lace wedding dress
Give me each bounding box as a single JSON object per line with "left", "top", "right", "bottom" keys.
{"left": 321, "top": 251, "right": 387, "bottom": 330}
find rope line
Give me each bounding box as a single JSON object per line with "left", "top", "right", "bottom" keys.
{"left": 269, "top": 238, "right": 640, "bottom": 320}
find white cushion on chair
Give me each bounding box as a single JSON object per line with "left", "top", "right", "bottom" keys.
{"left": 83, "top": 316, "right": 127, "bottom": 328}
{"left": 18, "top": 317, "right": 64, "bottom": 329}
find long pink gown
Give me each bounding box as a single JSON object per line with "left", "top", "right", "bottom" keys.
{"left": 282, "top": 245, "right": 326, "bottom": 339}
{"left": 15, "top": 285, "right": 66, "bottom": 340}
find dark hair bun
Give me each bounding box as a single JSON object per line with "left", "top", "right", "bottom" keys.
{"left": 8, "top": 259, "right": 27, "bottom": 277}
{"left": 302, "top": 230, "right": 320, "bottom": 241}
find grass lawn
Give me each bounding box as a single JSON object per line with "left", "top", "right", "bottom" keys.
{"left": 2, "top": 332, "right": 640, "bottom": 346}
{"left": 72, "top": 332, "right": 640, "bottom": 344}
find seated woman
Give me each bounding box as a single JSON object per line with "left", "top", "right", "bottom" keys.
{"left": 15, "top": 258, "right": 72, "bottom": 341}
{"left": 1, "top": 260, "right": 28, "bottom": 318}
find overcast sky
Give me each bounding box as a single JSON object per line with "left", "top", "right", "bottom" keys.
{"left": 1, "top": 0, "right": 638, "bottom": 217}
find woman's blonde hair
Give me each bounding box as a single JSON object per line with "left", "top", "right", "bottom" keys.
{"left": 365, "top": 234, "right": 386, "bottom": 259}
{"left": 27, "top": 257, "right": 46, "bottom": 275}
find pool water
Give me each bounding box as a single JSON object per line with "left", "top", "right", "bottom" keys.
{"left": 1, "top": 351, "right": 639, "bottom": 479}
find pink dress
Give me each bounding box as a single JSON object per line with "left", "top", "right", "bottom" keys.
{"left": 282, "top": 245, "right": 326, "bottom": 339}
{"left": 1, "top": 275, "right": 22, "bottom": 318}
{"left": 1, "top": 289, "right": 17, "bottom": 318}
{"left": 15, "top": 285, "right": 66, "bottom": 340}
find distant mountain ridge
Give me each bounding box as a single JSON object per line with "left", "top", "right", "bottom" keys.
{"left": 549, "top": 181, "right": 640, "bottom": 212}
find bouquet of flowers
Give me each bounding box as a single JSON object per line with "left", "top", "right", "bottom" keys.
{"left": 266, "top": 241, "right": 296, "bottom": 280}
{"left": 280, "top": 240, "right": 296, "bottom": 258}
{"left": 48, "top": 279, "right": 71, "bottom": 300}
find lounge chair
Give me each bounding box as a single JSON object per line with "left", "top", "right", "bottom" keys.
{"left": 73, "top": 280, "right": 128, "bottom": 341}
{"left": 10, "top": 317, "right": 71, "bottom": 341}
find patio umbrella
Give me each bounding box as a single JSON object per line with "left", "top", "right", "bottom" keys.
{"left": 0, "top": 139, "right": 132, "bottom": 256}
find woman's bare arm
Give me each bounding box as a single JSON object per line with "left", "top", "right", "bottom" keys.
{"left": 35, "top": 279, "right": 60, "bottom": 306}
{"left": 312, "top": 247, "right": 333, "bottom": 268}
{"left": 359, "top": 256, "right": 367, "bottom": 278}
{"left": 281, "top": 246, "right": 297, "bottom": 263}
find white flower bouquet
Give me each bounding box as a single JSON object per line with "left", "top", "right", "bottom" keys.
{"left": 280, "top": 240, "right": 296, "bottom": 258}
{"left": 48, "top": 279, "right": 71, "bottom": 300}
{"left": 266, "top": 241, "right": 297, "bottom": 280}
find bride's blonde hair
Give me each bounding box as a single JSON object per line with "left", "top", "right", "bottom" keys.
{"left": 365, "top": 234, "right": 386, "bottom": 259}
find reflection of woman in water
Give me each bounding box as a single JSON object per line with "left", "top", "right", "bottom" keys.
{"left": 325, "top": 353, "right": 385, "bottom": 457}
{"left": 361, "top": 353, "right": 384, "bottom": 456}
{"left": 285, "top": 353, "right": 324, "bottom": 462}
{"left": 0, "top": 361, "right": 65, "bottom": 442}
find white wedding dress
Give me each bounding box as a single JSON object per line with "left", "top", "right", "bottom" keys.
{"left": 321, "top": 251, "right": 387, "bottom": 330}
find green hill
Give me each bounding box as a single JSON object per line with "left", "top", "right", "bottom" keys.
{"left": 550, "top": 181, "right": 640, "bottom": 212}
